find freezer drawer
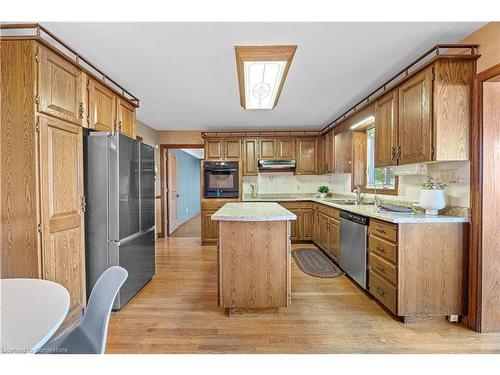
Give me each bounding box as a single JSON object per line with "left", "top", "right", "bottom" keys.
{"left": 109, "top": 228, "right": 155, "bottom": 309}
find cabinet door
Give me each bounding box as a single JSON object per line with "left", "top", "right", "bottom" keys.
{"left": 318, "top": 213, "right": 329, "bottom": 250}
{"left": 300, "top": 209, "right": 312, "bottom": 240}
{"left": 88, "top": 78, "right": 116, "bottom": 132}
{"left": 224, "top": 139, "right": 241, "bottom": 160}
{"left": 398, "top": 68, "right": 433, "bottom": 165}
{"left": 259, "top": 139, "right": 276, "bottom": 159}
{"left": 375, "top": 91, "right": 398, "bottom": 167}
{"left": 242, "top": 139, "right": 259, "bottom": 176}
{"left": 38, "top": 47, "right": 84, "bottom": 125}
{"left": 39, "top": 116, "right": 85, "bottom": 309}
{"left": 202, "top": 210, "right": 219, "bottom": 242}
{"left": 326, "top": 132, "right": 335, "bottom": 173}
{"left": 205, "top": 139, "right": 224, "bottom": 160}
{"left": 290, "top": 210, "right": 300, "bottom": 241}
{"left": 117, "top": 98, "right": 135, "bottom": 138}
{"left": 334, "top": 131, "right": 352, "bottom": 173}
{"left": 296, "top": 138, "right": 317, "bottom": 175}
{"left": 277, "top": 139, "right": 296, "bottom": 160}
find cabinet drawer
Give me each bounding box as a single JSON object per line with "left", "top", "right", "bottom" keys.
{"left": 369, "top": 271, "right": 397, "bottom": 314}
{"left": 369, "top": 252, "right": 397, "bottom": 286}
{"left": 370, "top": 219, "right": 397, "bottom": 243}
{"left": 330, "top": 207, "right": 340, "bottom": 220}
{"left": 299, "top": 201, "right": 312, "bottom": 209}
{"left": 280, "top": 202, "right": 300, "bottom": 210}
{"left": 369, "top": 235, "right": 397, "bottom": 263}
{"left": 318, "top": 204, "right": 330, "bottom": 215}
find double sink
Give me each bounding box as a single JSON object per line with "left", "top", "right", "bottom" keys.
{"left": 324, "top": 199, "right": 374, "bottom": 206}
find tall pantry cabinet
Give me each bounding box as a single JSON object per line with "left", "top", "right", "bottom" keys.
{"left": 1, "top": 39, "right": 137, "bottom": 313}
{"left": 1, "top": 40, "right": 86, "bottom": 311}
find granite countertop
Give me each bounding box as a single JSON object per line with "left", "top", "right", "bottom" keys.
{"left": 242, "top": 194, "right": 469, "bottom": 224}
{"left": 211, "top": 202, "right": 297, "bottom": 222}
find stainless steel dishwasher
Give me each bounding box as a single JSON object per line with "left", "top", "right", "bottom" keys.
{"left": 339, "top": 210, "right": 369, "bottom": 289}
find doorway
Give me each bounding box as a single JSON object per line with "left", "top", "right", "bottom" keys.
{"left": 468, "top": 63, "right": 500, "bottom": 332}
{"left": 160, "top": 145, "right": 204, "bottom": 238}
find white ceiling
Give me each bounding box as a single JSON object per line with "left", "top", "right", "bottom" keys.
{"left": 43, "top": 22, "right": 484, "bottom": 131}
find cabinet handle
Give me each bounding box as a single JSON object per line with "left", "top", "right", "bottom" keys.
{"left": 79, "top": 102, "right": 85, "bottom": 119}
{"left": 376, "top": 264, "right": 385, "bottom": 273}
{"left": 376, "top": 287, "right": 387, "bottom": 296}
{"left": 376, "top": 245, "right": 386, "bottom": 253}
{"left": 376, "top": 226, "right": 386, "bottom": 233}
{"left": 391, "top": 147, "right": 396, "bottom": 160}
{"left": 118, "top": 120, "right": 122, "bottom": 132}
{"left": 113, "top": 120, "right": 118, "bottom": 132}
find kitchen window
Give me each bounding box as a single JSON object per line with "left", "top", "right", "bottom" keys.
{"left": 365, "top": 128, "right": 397, "bottom": 193}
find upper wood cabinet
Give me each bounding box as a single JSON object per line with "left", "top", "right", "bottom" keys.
{"left": 205, "top": 139, "right": 224, "bottom": 160}
{"left": 259, "top": 139, "right": 276, "bottom": 159}
{"left": 88, "top": 78, "right": 136, "bottom": 137}
{"left": 205, "top": 138, "right": 241, "bottom": 160}
{"left": 117, "top": 98, "right": 135, "bottom": 138}
{"left": 398, "top": 68, "right": 433, "bottom": 165}
{"left": 375, "top": 90, "right": 398, "bottom": 167}
{"left": 277, "top": 139, "right": 296, "bottom": 159}
{"left": 296, "top": 138, "right": 317, "bottom": 175}
{"left": 334, "top": 131, "right": 352, "bottom": 173}
{"left": 88, "top": 78, "right": 116, "bottom": 132}
{"left": 38, "top": 46, "right": 84, "bottom": 126}
{"left": 372, "top": 60, "right": 474, "bottom": 166}
{"left": 242, "top": 139, "right": 259, "bottom": 176}
{"left": 224, "top": 139, "right": 242, "bottom": 160}
{"left": 39, "top": 115, "right": 86, "bottom": 309}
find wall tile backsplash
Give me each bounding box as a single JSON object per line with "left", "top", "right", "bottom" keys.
{"left": 243, "top": 161, "right": 470, "bottom": 208}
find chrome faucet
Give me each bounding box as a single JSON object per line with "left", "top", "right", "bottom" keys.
{"left": 353, "top": 185, "right": 363, "bottom": 205}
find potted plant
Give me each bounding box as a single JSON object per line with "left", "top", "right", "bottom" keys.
{"left": 317, "top": 185, "right": 329, "bottom": 199}
{"left": 419, "top": 175, "right": 447, "bottom": 215}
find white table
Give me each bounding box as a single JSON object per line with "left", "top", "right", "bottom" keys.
{"left": 0, "top": 279, "right": 70, "bottom": 354}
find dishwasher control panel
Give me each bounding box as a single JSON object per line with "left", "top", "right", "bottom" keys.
{"left": 339, "top": 210, "right": 369, "bottom": 225}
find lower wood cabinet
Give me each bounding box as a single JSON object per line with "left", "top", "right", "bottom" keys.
{"left": 311, "top": 204, "right": 340, "bottom": 262}
{"left": 202, "top": 210, "right": 219, "bottom": 244}
{"left": 368, "top": 219, "right": 467, "bottom": 318}
{"left": 279, "top": 202, "right": 311, "bottom": 242}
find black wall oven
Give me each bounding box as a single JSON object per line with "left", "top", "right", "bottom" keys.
{"left": 203, "top": 161, "right": 239, "bottom": 198}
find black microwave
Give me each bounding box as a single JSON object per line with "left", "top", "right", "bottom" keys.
{"left": 203, "top": 161, "right": 239, "bottom": 198}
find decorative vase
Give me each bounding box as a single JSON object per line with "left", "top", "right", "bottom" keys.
{"left": 318, "top": 193, "right": 326, "bottom": 199}
{"left": 419, "top": 189, "right": 446, "bottom": 215}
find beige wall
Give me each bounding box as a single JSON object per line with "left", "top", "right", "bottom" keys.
{"left": 135, "top": 120, "right": 162, "bottom": 235}
{"left": 459, "top": 22, "right": 500, "bottom": 73}
{"left": 158, "top": 131, "right": 204, "bottom": 146}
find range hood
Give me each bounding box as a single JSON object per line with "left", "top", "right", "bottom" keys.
{"left": 258, "top": 159, "right": 296, "bottom": 170}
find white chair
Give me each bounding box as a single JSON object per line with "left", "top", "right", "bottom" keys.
{"left": 40, "top": 266, "right": 128, "bottom": 354}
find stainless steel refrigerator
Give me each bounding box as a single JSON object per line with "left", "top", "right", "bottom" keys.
{"left": 84, "top": 131, "right": 155, "bottom": 309}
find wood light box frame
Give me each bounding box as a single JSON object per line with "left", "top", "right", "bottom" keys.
{"left": 235, "top": 45, "right": 297, "bottom": 110}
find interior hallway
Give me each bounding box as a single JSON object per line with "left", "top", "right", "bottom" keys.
{"left": 171, "top": 214, "right": 201, "bottom": 237}
{"left": 105, "top": 237, "right": 500, "bottom": 354}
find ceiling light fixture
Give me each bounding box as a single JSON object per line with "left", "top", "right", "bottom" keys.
{"left": 350, "top": 115, "right": 375, "bottom": 130}
{"left": 235, "top": 45, "right": 297, "bottom": 110}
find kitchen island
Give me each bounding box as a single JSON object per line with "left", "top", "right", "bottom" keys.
{"left": 211, "top": 202, "right": 297, "bottom": 315}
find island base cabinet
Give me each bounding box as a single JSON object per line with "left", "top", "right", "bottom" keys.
{"left": 217, "top": 220, "right": 291, "bottom": 309}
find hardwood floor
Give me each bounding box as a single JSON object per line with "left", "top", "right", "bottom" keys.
{"left": 171, "top": 214, "right": 201, "bottom": 237}
{"left": 105, "top": 237, "right": 500, "bottom": 353}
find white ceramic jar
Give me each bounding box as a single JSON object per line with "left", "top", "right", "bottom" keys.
{"left": 419, "top": 189, "right": 446, "bottom": 215}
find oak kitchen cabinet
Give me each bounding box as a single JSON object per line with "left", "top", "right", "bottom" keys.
{"left": 319, "top": 131, "right": 334, "bottom": 174}
{"left": 242, "top": 138, "right": 259, "bottom": 176}
{"left": 1, "top": 41, "right": 86, "bottom": 311}
{"left": 296, "top": 138, "right": 318, "bottom": 175}
{"left": 204, "top": 138, "right": 242, "bottom": 160}
{"left": 374, "top": 60, "right": 475, "bottom": 167}
{"left": 38, "top": 45, "right": 85, "bottom": 126}
{"left": 258, "top": 138, "right": 296, "bottom": 160}
{"left": 368, "top": 218, "right": 467, "bottom": 319}
{"left": 88, "top": 78, "right": 137, "bottom": 137}
{"left": 334, "top": 130, "right": 353, "bottom": 173}
{"left": 1, "top": 38, "right": 139, "bottom": 313}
